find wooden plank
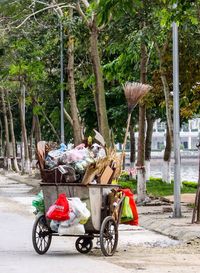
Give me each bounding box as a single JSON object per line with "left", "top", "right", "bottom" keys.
{"left": 99, "top": 166, "right": 113, "bottom": 184}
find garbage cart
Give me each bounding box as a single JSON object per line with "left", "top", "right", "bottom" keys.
{"left": 32, "top": 183, "right": 124, "bottom": 256}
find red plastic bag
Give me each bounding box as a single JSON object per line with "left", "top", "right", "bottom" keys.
{"left": 46, "top": 193, "right": 70, "bottom": 221}
{"left": 120, "top": 189, "right": 139, "bottom": 226}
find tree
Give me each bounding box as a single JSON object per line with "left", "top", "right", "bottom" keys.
{"left": 75, "top": 0, "right": 111, "bottom": 146}
{"left": 136, "top": 42, "right": 149, "bottom": 203}
{"left": 1, "top": 88, "right": 12, "bottom": 170}
{"left": 5, "top": 89, "right": 20, "bottom": 172}
{"left": 145, "top": 112, "right": 155, "bottom": 181}
{"left": 66, "top": 8, "right": 84, "bottom": 146}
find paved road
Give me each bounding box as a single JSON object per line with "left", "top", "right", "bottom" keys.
{"left": 0, "top": 196, "right": 133, "bottom": 273}
{"left": 0, "top": 174, "right": 181, "bottom": 273}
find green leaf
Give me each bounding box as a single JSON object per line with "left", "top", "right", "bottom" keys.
{"left": 33, "top": 105, "right": 43, "bottom": 116}
{"left": 190, "top": 16, "right": 198, "bottom": 25}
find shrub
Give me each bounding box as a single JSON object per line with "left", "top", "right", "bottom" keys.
{"left": 182, "top": 181, "right": 198, "bottom": 189}
{"left": 118, "top": 177, "right": 197, "bottom": 197}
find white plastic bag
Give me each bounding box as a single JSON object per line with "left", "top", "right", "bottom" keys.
{"left": 68, "top": 198, "right": 91, "bottom": 224}
{"left": 50, "top": 220, "right": 60, "bottom": 232}
{"left": 58, "top": 224, "right": 85, "bottom": 235}
{"left": 59, "top": 211, "right": 80, "bottom": 228}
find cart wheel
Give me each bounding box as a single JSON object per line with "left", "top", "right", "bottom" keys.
{"left": 32, "top": 215, "right": 52, "bottom": 255}
{"left": 100, "top": 216, "right": 118, "bottom": 256}
{"left": 75, "top": 236, "right": 93, "bottom": 254}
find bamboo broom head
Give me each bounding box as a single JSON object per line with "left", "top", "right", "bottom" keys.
{"left": 123, "top": 82, "right": 152, "bottom": 112}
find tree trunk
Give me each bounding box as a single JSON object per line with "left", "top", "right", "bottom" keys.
{"left": 0, "top": 118, "right": 3, "bottom": 157}
{"left": 160, "top": 74, "right": 173, "bottom": 142}
{"left": 130, "top": 123, "right": 136, "bottom": 165}
{"left": 145, "top": 114, "right": 154, "bottom": 181}
{"left": 137, "top": 104, "right": 146, "bottom": 202}
{"left": 19, "top": 83, "right": 31, "bottom": 174}
{"left": 191, "top": 142, "right": 200, "bottom": 223}
{"left": 1, "top": 88, "right": 12, "bottom": 171}
{"left": 30, "top": 98, "right": 41, "bottom": 162}
{"left": 29, "top": 115, "right": 36, "bottom": 163}
{"left": 33, "top": 114, "right": 41, "bottom": 165}
{"left": 67, "top": 8, "right": 83, "bottom": 146}
{"left": 64, "top": 108, "right": 73, "bottom": 126}
{"left": 5, "top": 89, "right": 20, "bottom": 173}
{"left": 156, "top": 41, "right": 173, "bottom": 184}
{"left": 162, "top": 125, "right": 172, "bottom": 183}
{"left": 156, "top": 42, "right": 173, "bottom": 142}
{"left": 35, "top": 115, "right": 41, "bottom": 144}
{"left": 41, "top": 107, "right": 60, "bottom": 142}
{"left": 89, "top": 19, "right": 110, "bottom": 147}
{"left": 129, "top": 123, "right": 136, "bottom": 179}
{"left": 136, "top": 42, "right": 148, "bottom": 203}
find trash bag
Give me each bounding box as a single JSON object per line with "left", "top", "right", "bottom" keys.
{"left": 45, "top": 155, "right": 58, "bottom": 169}
{"left": 58, "top": 223, "right": 85, "bottom": 235}
{"left": 121, "top": 196, "right": 134, "bottom": 223}
{"left": 58, "top": 211, "right": 80, "bottom": 228}
{"left": 120, "top": 189, "right": 139, "bottom": 225}
{"left": 48, "top": 143, "right": 67, "bottom": 159}
{"left": 50, "top": 220, "right": 60, "bottom": 232}
{"left": 32, "top": 191, "right": 45, "bottom": 213}
{"left": 68, "top": 198, "right": 91, "bottom": 225}
{"left": 46, "top": 193, "right": 70, "bottom": 221}
{"left": 58, "top": 165, "right": 77, "bottom": 183}
{"left": 59, "top": 148, "right": 88, "bottom": 165}
{"left": 45, "top": 143, "right": 67, "bottom": 169}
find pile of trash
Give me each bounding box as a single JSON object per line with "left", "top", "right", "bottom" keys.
{"left": 37, "top": 134, "right": 121, "bottom": 185}
{"left": 45, "top": 142, "right": 105, "bottom": 177}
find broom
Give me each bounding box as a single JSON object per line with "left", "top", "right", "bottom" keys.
{"left": 121, "top": 82, "right": 152, "bottom": 163}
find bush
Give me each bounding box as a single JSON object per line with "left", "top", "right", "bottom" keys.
{"left": 118, "top": 171, "right": 129, "bottom": 181}
{"left": 118, "top": 177, "right": 197, "bottom": 197}
{"left": 182, "top": 181, "right": 198, "bottom": 189}
{"left": 118, "top": 180, "right": 137, "bottom": 193}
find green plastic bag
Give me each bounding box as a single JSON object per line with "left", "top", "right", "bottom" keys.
{"left": 32, "top": 191, "right": 45, "bottom": 213}
{"left": 121, "top": 196, "right": 134, "bottom": 223}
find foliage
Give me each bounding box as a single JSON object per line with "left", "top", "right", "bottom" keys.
{"left": 118, "top": 177, "right": 197, "bottom": 196}
{"left": 0, "top": 0, "right": 200, "bottom": 145}
{"left": 182, "top": 181, "right": 198, "bottom": 189}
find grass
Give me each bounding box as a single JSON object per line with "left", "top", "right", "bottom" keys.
{"left": 118, "top": 177, "right": 197, "bottom": 197}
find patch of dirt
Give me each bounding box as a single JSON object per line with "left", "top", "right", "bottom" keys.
{"left": 94, "top": 240, "right": 200, "bottom": 273}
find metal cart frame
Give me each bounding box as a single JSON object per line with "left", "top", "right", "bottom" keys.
{"left": 32, "top": 183, "right": 124, "bottom": 256}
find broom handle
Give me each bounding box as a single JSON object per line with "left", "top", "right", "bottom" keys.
{"left": 121, "top": 112, "right": 132, "bottom": 160}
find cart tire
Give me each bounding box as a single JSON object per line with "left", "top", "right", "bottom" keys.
{"left": 75, "top": 236, "right": 93, "bottom": 254}
{"left": 100, "top": 216, "right": 118, "bottom": 256}
{"left": 32, "top": 215, "right": 52, "bottom": 255}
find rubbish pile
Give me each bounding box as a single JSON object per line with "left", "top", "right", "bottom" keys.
{"left": 37, "top": 136, "right": 121, "bottom": 185}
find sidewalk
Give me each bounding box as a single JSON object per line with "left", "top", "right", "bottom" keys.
{"left": 138, "top": 195, "right": 200, "bottom": 242}
{"left": 2, "top": 170, "right": 200, "bottom": 242}
{"left": 0, "top": 169, "right": 41, "bottom": 194}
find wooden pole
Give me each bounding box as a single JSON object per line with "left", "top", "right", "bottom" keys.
{"left": 122, "top": 113, "right": 132, "bottom": 155}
